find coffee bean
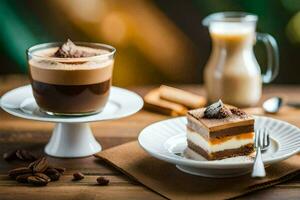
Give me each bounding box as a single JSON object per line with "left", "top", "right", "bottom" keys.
{"left": 30, "top": 157, "right": 48, "bottom": 173}
{"left": 34, "top": 173, "right": 51, "bottom": 183}
{"left": 8, "top": 167, "right": 32, "bottom": 179}
{"left": 73, "top": 172, "right": 84, "bottom": 181}
{"left": 16, "top": 173, "right": 32, "bottom": 183}
{"left": 48, "top": 173, "right": 60, "bottom": 181}
{"left": 96, "top": 176, "right": 109, "bottom": 186}
{"left": 54, "top": 167, "right": 66, "bottom": 174}
{"left": 4, "top": 149, "right": 37, "bottom": 162}
{"left": 45, "top": 168, "right": 57, "bottom": 174}
{"left": 45, "top": 168, "right": 59, "bottom": 175}
{"left": 47, "top": 166, "right": 66, "bottom": 174}
{"left": 28, "top": 160, "right": 36, "bottom": 169}
{"left": 15, "top": 150, "right": 36, "bottom": 161}
{"left": 45, "top": 168, "right": 60, "bottom": 181}
{"left": 3, "top": 150, "right": 17, "bottom": 161}
{"left": 27, "top": 176, "right": 48, "bottom": 186}
{"left": 7, "top": 157, "right": 68, "bottom": 186}
{"left": 15, "top": 150, "right": 25, "bottom": 160}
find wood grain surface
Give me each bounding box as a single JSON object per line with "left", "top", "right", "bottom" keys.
{"left": 0, "top": 75, "right": 300, "bottom": 200}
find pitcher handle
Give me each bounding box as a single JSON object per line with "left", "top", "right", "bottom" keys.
{"left": 256, "top": 33, "right": 279, "bottom": 83}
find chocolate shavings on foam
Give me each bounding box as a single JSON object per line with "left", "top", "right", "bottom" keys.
{"left": 54, "top": 39, "right": 98, "bottom": 58}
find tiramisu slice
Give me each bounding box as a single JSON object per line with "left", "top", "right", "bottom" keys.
{"left": 186, "top": 100, "right": 254, "bottom": 160}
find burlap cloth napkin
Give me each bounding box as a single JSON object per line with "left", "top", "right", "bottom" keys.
{"left": 95, "top": 141, "right": 300, "bottom": 200}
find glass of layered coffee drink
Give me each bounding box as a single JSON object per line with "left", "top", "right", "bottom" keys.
{"left": 27, "top": 39, "right": 115, "bottom": 116}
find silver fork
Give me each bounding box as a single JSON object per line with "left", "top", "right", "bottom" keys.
{"left": 251, "top": 128, "right": 270, "bottom": 178}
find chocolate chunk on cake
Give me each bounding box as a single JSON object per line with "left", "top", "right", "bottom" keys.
{"left": 186, "top": 100, "right": 254, "bottom": 160}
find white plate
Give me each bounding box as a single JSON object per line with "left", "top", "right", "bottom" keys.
{"left": 0, "top": 85, "right": 143, "bottom": 123}
{"left": 138, "top": 116, "right": 300, "bottom": 178}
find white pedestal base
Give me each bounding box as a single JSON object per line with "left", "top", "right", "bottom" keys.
{"left": 45, "top": 123, "right": 101, "bottom": 158}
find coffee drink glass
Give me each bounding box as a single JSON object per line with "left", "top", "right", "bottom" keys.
{"left": 202, "top": 12, "right": 279, "bottom": 107}
{"left": 27, "top": 41, "right": 115, "bottom": 115}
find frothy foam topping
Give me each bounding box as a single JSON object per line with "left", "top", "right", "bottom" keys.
{"left": 30, "top": 43, "right": 112, "bottom": 70}
{"left": 33, "top": 46, "right": 109, "bottom": 58}
{"left": 29, "top": 59, "right": 113, "bottom": 70}
{"left": 210, "top": 22, "right": 255, "bottom": 35}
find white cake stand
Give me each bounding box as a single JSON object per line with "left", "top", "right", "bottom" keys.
{"left": 0, "top": 85, "right": 143, "bottom": 158}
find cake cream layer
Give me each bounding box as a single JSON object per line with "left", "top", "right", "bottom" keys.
{"left": 187, "top": 108, "right": 254, "bottom": 132}
{"left": 186, "top": 129, "right": 254, "bottom": 153}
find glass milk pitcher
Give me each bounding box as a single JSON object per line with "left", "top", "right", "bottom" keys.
{"left": 203, "top": 12, "right": 279, "bottom": 107}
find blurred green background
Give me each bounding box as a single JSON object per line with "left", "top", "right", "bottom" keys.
{"left": 0, "top": 0, "right": 299, "bottom": 86}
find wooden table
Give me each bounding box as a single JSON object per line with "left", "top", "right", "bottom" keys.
{"left": 0, "top": 75, "right": 300, "bottom": 200}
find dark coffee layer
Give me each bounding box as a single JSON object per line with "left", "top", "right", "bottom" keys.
{"left": 187, "top": 140, "right": 254, "bottom": 160}
{"left": 30, "top": 79, "right": 111, "bottom": 114}
{"left": 210, "top": 125, "right": 254, "bottom": 138}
